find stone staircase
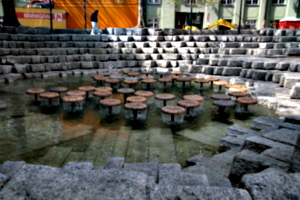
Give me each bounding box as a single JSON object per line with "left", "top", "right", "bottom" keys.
{"left": 1, "top": 26, "right": 300, "bottom": 90}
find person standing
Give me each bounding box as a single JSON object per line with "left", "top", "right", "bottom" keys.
{"left": 90, "top": 10, "right": 99, "bottom": 35}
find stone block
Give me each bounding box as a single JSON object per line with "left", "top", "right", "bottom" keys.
{"left": 138, "top": 60, "right": 155, "bottom": 68}
{"left": 201, "top": 66, "right": 214, "bottom": 74}
{"left": 213, "top": 67, "right": 224, "bottom": 75}
{"left": 5, "top": 56, "right": 32, "bottom": 64}
{"left": 222, "top": 67, "right": 242, "bottom": 76}
{"left": 135, "top": 54, "right": 151, "bottom": 60}
{"left": 30, "top": 64, "right": 46, "bottom": 72}
{"left": 94, "top": 54, "right": 109, "bottom": 61}
{"left": 81, "top": 62, "right": 94, "bottom": 69}
{"left": 289, "top": 63, "right": 300, "bottom": 72}
{"left": 198, "top": 48, "right": 211, "bottom": 54}
{"left": 146, "top": 36, "right": 164, "bottom": 42}
{"left": 161, "top": 54, "right": 180, "bottom": 60}
{"left": 0, "top": 33, "right": 11, "bottom": 40}
{"left": 285, "top": 48, "right": 300, "bottom": 56}
{"left": 13, "top": 64, "right": 29, "bottom": 73}
{"left": 109, "top": 54, "right": 120, "bottom": 61}
{"left": 229, "top": 150, "right": 289, "bottom": 183}
{"left": 161, "top": 47, "right": 177, "bottom": 53}
{"left": 240, "top": 43, "right": 259, "bottom": 48}
{"left": 114, "top": 60, "right": 126, "bottom": 68}
{"left": 220, "top": 136, "right": 245, "bottom": 149}
{"left": 250, "top": 116, "right": 283, "bottom": 130}
{"left": 126, "top": 60, "right": 138, "bottom": 67}
{"left": 150, "top": 54, "right": 162, "bottom": 60}
{"left": 252, "top": 70, "right": 267, "bottom": 80}
{"left": 259, "top": 43, "right": 274, "bottom": 48}
{"left": 280, "top": 74, "right": 300, "bottom": 88}
{"left": 257, "top": 36, "right": 273, "bottom": 42}
{"left": 141, "top": 48, "right": 157, "bottom": 54}
{"left": 195, "top": 42, "right": 207, "bottom": 48}
{"left": 177, "top": 48, "right": 190, "bottom": 54}
{"left": 263, "top": 62, "right": 277, "bottom": 70}
{"left": 124, "top": 162, "right": 158, "bottom": 181}
{"left": 195, "top": 58, "right": 209, "bottom": 65}
{"left": 227, "top": 60, "right": 243, "bottom": 67}
{"left": 279, "top": 36, "right": 297, "bottom": 42}
{"left": 229, "top": 48, "right": 247, "bottom": 54}
{"left": 171, "top": 42, "right": 186, "bottom": 48}
{"left": 193, "top": 35, "right": 209, "bottom": 41}
{"left": 155, "top": 60, "right": 170, "bottom": 68}
{"left": 0, "top": 65, "right": 13, "bottom": 74}
{"left": 242, "top": 172, "right": 300, "bottom": 199}
{"left": 251, "top": 61, "right": 264, "bottom": 69}
{"left": 290, "top": 82, "right": 300, "bottom": 99}
{"left": 227, "top": 126, "right": 259, "bottom": 137}
{"left": 158, "top": 42, "right": 171, "bottom": 48}
{"left": 276, "top": 62, "right": 289, "bottom": 71}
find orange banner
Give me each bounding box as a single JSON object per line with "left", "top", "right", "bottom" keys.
{"left": 15, "top": 7, "right": 67, "bottom": 29}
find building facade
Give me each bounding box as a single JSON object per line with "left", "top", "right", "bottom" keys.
{"left": 1, "top": 0, "right": 300, "bottom": 30}
{"left": 146, "top": 0, "right": 300, "bottom": 30}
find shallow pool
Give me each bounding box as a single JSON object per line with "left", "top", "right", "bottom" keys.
{"left": 0, "top": 74, "right": 278, "bottom": 167}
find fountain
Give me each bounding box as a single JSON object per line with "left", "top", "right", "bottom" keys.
{"left": 0, "top": 72, "right": 278, "bottom": 168}
{"left": 213, "top": 81, "right": 229, "bottom": 93}
{"left": 39, "top": 92, "right": 60, "bottom": 107}
{"left": 235, "top": 97, "right": 258, "bottom": 114}
{"left": 62, "top": 95, "right": 85, "bottom": 112}
{"left": 105, "top": 78, "right": 120, "bottom": 90}
{"left": 134, "top": 90, "right": 154, "bottom": 104}
{"left": 78, "top": 86, "right": 96, "bottom": 98}
{"left": 155, "top": 93, "right": 176, "bottom": 108}
{"left": 26, "top": 88, "right": 46, "bottom": 103}
{"left": 194, "top": 78, "right": 210, "bottom": 90}
{"left": 99, "top": 98, "right": 122, "bottom": 115}
{"left": 93, "top": 90, "right": 112, "bottom": 102}
{"left": 161, "top": 105, "right": 186, "bottom": 124}
{"left": 124, "top": 102, "right": 147, "bottom": 120}
{"left": 177, "top": 100, "right": 200, "bottom": 117}
{"left": 49, "top": 87, "right": 68, "bottom": 100}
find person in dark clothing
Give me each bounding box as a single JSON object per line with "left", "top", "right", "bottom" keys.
{"left": 90, "top": 10, "right": 99, "bottom": 35}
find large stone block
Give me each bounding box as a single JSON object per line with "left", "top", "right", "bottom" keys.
{"left": 161, "top": 54, "right": 180, "bottom": 60}
{"left": 0, "top": 65, "right": 13, "bottom": 74}
{"left": 252, "top": 70, "right": 267, "bottom": 80}
{"left": 222, "top": 67, "right": 242, "bottom": 76}
{"left": 229, "top": 150, "right": 289, "bottom": 183}
{"left": 290, "top": 82, "right": 300, "bottom": 99}
{"left": 229, "top": 48, "right": 247, "bottom": 55}
{"left": 30, "top": 64, "right": 46, "bottom": 72}
{"left": 5, "top": 56, "right": 32, "bottom": 64}
{"left": 242, "top": 171, "right": 300, "bottom": 199}
{"left": 81, "top": 62, "right": 94, "bottom": 69}
{"left": 13, "top": 64, "right": 29, "bottom": 73}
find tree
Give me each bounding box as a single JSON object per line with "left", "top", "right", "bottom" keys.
{"left": 2, "top": 0, "right": 20, "bottom": 27}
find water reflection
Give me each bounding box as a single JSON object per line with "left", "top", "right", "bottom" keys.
{"left": 0, "top": 75, "right": 278, "bottom": 167}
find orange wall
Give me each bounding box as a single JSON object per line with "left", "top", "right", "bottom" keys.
{"left": 54, "top": 0, "right": 138, "bottom": 29}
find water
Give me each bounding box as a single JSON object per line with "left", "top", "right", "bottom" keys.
{"left": 0, "top": 75, "right": 278, "bottom": 167}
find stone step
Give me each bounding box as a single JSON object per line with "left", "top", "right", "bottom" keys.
{"left": 124, "top": 129, "right": 150, "bottom": 164}
{"left": 148, "top": 128, "right": 177, "bottom": 164}
{"left": 93, "top": 128, "right": 120, "bottom": 166}
{"left": 80, "top": 127, "right": 110, "bottom": 164}
{"left": 37, "top": 146, "right": 73, "bottom": 167}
